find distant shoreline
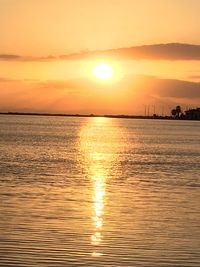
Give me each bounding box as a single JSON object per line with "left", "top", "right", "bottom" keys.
{"left": 1, "top": 111, "right": 200, "bottom": 121}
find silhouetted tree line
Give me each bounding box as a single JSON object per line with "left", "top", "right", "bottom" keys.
{"left": 171, "top": 105, "right": 183, "bottom": 119}
{"left": 171, "top": 106, "right": 200, "bottom": 120}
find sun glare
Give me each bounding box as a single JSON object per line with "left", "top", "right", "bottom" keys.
{"left": 93, "top": 63, "right": 113, "bottom": 80}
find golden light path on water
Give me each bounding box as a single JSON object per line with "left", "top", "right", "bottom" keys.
{"left": 79, "top": 117, "right": 120, "bottom": 257}
{"left": 91, "top": 175, "right": 105, "bottom": 257}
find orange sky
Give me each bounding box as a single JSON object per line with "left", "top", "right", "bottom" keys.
{"left": 0, "top": 0, "right": 200, "bottom": 115}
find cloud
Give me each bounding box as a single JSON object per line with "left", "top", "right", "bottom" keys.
{"left": 0, "top": 77, "right": 21, "bottom": 82}
{"left": 0, "top": 77, "right": 40, "bottom": 82}
{"left": 0, "top": 54, "right": 58, "bottom": 62}
{"left": 0, "top": 54, "right": 21, "bottom": 60}
{"left": 37, "top": 75, "right": 200, "bottom": 102}
{"left": 115, "top": 74, "right": 200, "bottom": 99}
{"left": 1, "top": 74, "right": 199, "bottom": 100}
{"left": 63, "top": 43, "right": 200, "bottom": 61}
{"left": 188, "top": 75, "right": 200, "bottom": 80}
{"left": 0, "top": 43, "right": 200, "bottom": 62}
{"left": 0, "top": 74, "right": 199, "bottom": 115}
{"left": 146, "top": 78, "right": 200, "bottom": 99}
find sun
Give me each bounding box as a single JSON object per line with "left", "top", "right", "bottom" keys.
{"left": 93, "top": 63, "right": 113, "bottom": 80}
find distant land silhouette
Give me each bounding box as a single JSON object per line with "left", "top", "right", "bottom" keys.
{"left": 1, "top": 106, "right": 200, "bottom": 120}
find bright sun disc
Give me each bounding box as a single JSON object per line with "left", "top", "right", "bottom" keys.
{"left": 93, "top": 63, "right": 113, "bottom": 80}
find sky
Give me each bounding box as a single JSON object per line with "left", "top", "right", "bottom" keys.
{"left": 0, "top": 0, "right": 200, "bottom": 115}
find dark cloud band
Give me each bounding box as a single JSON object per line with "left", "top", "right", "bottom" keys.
{"left": 0, "top": 43, "right": 200, "bottom": 62}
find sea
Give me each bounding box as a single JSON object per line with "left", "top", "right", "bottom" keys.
{"left": 0, "top": 115, "right": 199, "bottom": 267}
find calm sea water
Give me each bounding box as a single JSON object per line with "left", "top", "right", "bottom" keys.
{"left": 0, "top": 115, "right": 199, "bottom": 267}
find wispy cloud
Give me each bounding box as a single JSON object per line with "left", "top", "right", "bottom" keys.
{"left": 63, "top": 43, "right": 200, "bottom": 61}
{"left": 0, "top": 77, "right": 40, "bottom": 82}
{"left": 188, "top": 75, "right": 200, "bottom": 80}
{"left": 0, "top": 54, "right": 58, "bottom": 62}
{"left": 0, "top": 77, "right": 20, "bottom": 82}
{"left": 1, "top": 43, "right": 200, "bottom": 62}
{"left": 0, "top": 54, "right": 21, "bottom": 60}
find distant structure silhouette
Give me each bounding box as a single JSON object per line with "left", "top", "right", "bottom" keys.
{"left": 185, "top": 108, "right": 200, "bottom": 120}
{"left": 171, "top": 106, "right": 200, "bottom": 120}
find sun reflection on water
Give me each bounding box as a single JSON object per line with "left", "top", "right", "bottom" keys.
{"left": 79, "top": 117, "right": 120, "bottom": 257}
{"left": 91, "top": 176, "right": 105, "bottom": 248}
